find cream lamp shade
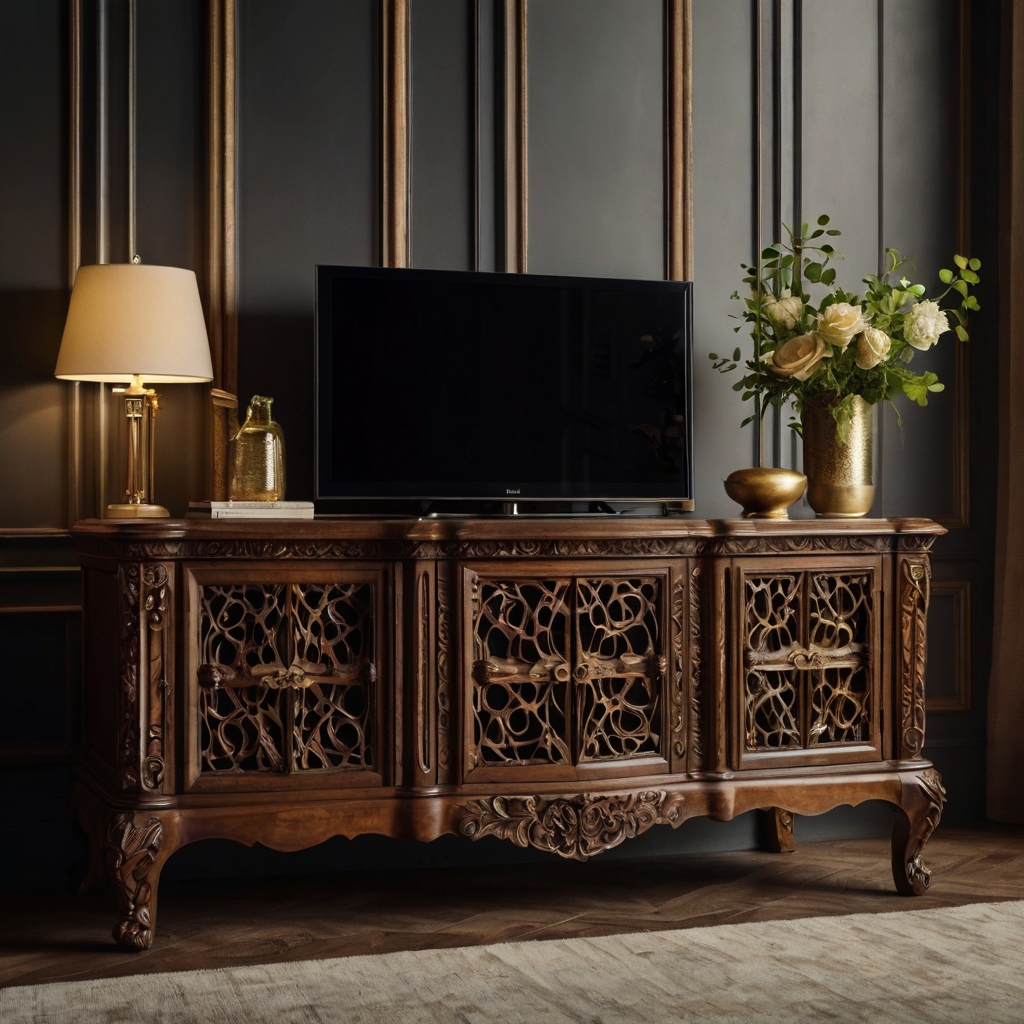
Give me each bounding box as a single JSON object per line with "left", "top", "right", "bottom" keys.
{"left": 55, "top": 264, "right": 213, "bottom": 383}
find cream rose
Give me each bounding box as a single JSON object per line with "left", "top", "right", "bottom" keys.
{"left": 817, "top": 302, "right": 869, "bottom": 349}
{"left": 771, "top": 333, "right": 830, "bottom": 381}
{"left": 904, "top": 299, "right": 950, "bottom": 350}
{"left": 855, "top": 327, "right": 892, "bottom": 370}
{"left": 765, "top": 289, "right": 803, "bottom": 332}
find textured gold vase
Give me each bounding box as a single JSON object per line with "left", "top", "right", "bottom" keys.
{"left": 802, "top": 394, "right": 874, "bottom": 517}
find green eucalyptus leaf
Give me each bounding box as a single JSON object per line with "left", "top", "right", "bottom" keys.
{"left": 938, "top": 268, "right": 953, "bottom": 284}
{"left": 733, "top": 347, "right": 742, "bottom": 360}
{"left": 969, "top": 257, "right": 981, "bottom": 271}
{"left": 826, "top": 229, "right": 841, "bottom": 236}
{"left": 962, "top": 269, "right": 979, "bottom": 284}
{"left": 817, "top": 214, "right": 830, "bottom": 225}
{"left": 954, "top": 254, "right": 968, "bottom": 270}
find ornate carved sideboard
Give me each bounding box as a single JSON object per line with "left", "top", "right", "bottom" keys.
{"left": 71, "top": 516, "right": 946, "bottom": 950}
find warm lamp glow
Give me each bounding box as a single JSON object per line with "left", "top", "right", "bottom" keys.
{"left": 55, "top": 263, "right": 214, "bottom": 518}
{"left": 55, "top": 264, "right": 213, "bottom": 384}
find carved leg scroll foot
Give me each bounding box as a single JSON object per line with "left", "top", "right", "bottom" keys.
{"left": 892, "top": 768, "right": 946, "bottom": 896}
{"left": 104, "top": 811, "right": 166, "bottom": 951}
{"left": 758, "top": 807, "right": 796, "bottom": 853}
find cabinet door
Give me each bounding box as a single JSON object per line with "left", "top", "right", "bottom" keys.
{"left": 183, "top": 565, "right": 388, "bottom": 791}
{"left": 460, "top": 563, "right": 674, "bottom": 784}
{"left": 731, "top": 557, "right": 884, "bottom": 770}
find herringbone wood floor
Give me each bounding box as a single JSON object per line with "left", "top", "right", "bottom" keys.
{"left": 2, "top": 826, "right": 1023, "bottom": 989}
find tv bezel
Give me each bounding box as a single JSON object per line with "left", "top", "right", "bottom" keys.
{"left": 314, "top": 264, "right": 694, "bottom": 509}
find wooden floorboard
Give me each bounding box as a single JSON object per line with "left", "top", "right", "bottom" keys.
{"left": 2, "top": 825, "right": 1023, "bottom": 989}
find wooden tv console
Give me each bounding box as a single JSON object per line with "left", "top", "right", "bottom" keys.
{"left": 71, "top": 515, "right": 946, "bottom": 951}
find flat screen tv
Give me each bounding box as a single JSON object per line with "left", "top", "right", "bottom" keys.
{"left": 315, "top": 265, "right": 693, "bottom": 509}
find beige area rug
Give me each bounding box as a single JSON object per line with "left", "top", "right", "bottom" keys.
{"left": 4, "top": 900, "right": 1024, "bottom": 1023}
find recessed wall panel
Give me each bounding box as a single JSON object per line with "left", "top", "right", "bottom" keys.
{"left": 526, "top": 0, "right": 663, "bottom": 280}
{"left": 237, "top": 0, "right": 378, "bottom": 498}
{"left": 410, "top": 0, "right": 474, "bottom": 271}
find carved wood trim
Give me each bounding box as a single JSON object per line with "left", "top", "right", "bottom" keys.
{"left": 104, "top": 812, "right": 163, "bottom": 951}
{"left": 898, "top": 557, "right": 930, "bottom": 760}
{"left": 141, "top": 564, "right": 170, "bottom": 791}
{"left": 457, "top": 790, "right": 684, "bottom": 861}
{"left": 89, "top": 530, "right": 942, "bottom": 565}
{"left": 436, "top": 560, "right": 452, "bottom": 779}
{"left": 381, "top": 0, "right": 410, "bottom": 268}
{"left": 670, "top": 572, "right": 686, "bottom": 764}
{"left": 118, "top": 565, "right": 142, "bottom": 790}
{"left": 416, "top": 569, "right": 431, "bottom": 775}
{"left": 688, "top": 564, "right": 704, "bottom": 766}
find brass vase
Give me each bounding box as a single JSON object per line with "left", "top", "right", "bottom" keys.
{"left": 230, "top": 395, "right": 286, "bottom": 501}
{"left": 802, "top": 394, "right": 874, "bottom": 517}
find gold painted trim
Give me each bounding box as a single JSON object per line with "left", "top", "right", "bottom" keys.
{"left": 208, "top": 0, "right": 238, "bottom": 498}
{"left": 666, "top": 0, "right": 693, "bottom": 282}
{"left": 381, "top": 0, "right": 410, "bottom": 268}
{"left": 69, "top": 0, "right": 84, "bottom": 526}
{"left": 927, "top": 579, "right": 971, "bottom": 712}
{"left": 504, "top": 0, "right": 527, "bottom": 273}
{"left": 0, "top": 605, "right": 82, "bottom": 614}
{"left": 936, "top": 0, "right": 972, "bottom": 530}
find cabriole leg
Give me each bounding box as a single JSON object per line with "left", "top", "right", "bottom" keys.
{"left": 758, "top": 807, "right": 796, "bottom": 852}
{"left": 103, "top": 811, "right": 167, "bottom": 951}
{"left": 891, "top": 768, "right": 946, "bottom": 896}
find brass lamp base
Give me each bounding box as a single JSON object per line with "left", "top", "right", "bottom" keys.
{"left": 107, "top": 502, "right": 170, "bottom": 519}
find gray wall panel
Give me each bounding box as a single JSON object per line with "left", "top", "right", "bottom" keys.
{"left": 237, "top": 0, "right": 378, "bottom": 498}
{"left": 879, "top": 0, "right": 959, "bottom": 519}
{"left": 411, "top": 0, "right": 474, "bottom": 271}
{"left": 526, "top": 0, "right": 663, "bottom": 280}
{"left": 0, "top": 0, "right": 68, "bottom": 528}
{"left": 691, "top": 0, "right": 758, "bottom": 515}
{"left": 237, "top": 0, "right": 378, "bottom": 311}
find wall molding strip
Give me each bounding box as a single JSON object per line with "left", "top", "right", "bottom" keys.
{"left": 666, "top": 0, "right": 693, "bottom": 283}
{"left": 69, "top": 0, "right": 84, "bottom": 526}
{"left": 503, "top": 0, "right": 528, "bottom": 273}
{"left": 927, "top": 579, "right": 972, "bottom": 712}
{"left": 381, "top": 0, "right": 410, "bottom": 269}
{"left": 207, "top": 0, "right": 238, "bottom": 499}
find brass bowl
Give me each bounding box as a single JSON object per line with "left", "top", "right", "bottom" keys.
{"left": 724, "top": 467, "right": 807, "bottom": 519}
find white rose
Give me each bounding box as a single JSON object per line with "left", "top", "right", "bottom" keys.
{"left": 904, "top": 299, "right": 950, "bottom": 350}
{"left": 765, "top": 289, "right": 804, "bottom": 332}
{"left": 771, "top": 333, "right": 830, "bottom": 381}
{"left": 817, "top": 302, "right": 869, "bottom": 349}
{"left": 855, "top": 327, "right": 892, "bottom": 370}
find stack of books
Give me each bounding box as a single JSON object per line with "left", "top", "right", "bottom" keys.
{"left": 188, "top": 501, "right": 315, "bottom": 520}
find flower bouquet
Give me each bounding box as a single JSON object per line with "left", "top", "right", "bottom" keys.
{"left": 713, "top": 216, "right": 980, "bottom": 516}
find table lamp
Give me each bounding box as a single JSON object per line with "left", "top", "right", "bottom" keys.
{"left": 55, "top": 264, "right": 214, "bottom": 518}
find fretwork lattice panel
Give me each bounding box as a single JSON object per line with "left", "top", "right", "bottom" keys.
{"left": 472, "top": 579, "right": 571, "bottom": 765}
{"left": 199, "top": 584, "right": 288, "bottom": 772}
{"left": 197, "top": 580, "right": 377, "bottom": 776}
{"left": 291, "top": 583, "right": 374, "bottom": 770}
{"left": 575, "top": 577, "right": 662, "bottom": 761}
{"left": 745, "top": 575, "right": 802, "bottom": 750}
{"left": 743, "top": 569, "right": 874, "bottom": 753}
{"left": 807, "top": 573, "right": 871, "bottom": 744}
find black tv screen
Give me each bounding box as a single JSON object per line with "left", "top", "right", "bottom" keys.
{"left": 315, "top": 265, "right": 693, "bottom": 505}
